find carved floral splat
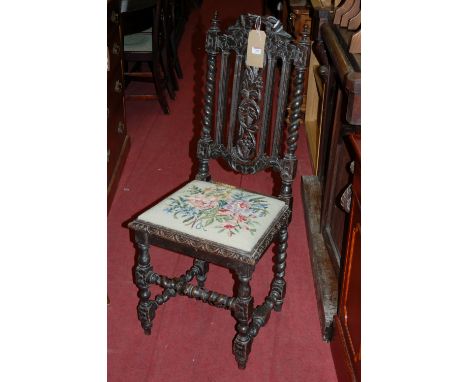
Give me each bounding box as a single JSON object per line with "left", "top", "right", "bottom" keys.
{"left": 236, "top": 66, "right": 263, "bottom": 161}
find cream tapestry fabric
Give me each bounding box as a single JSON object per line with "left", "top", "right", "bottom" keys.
{"left": 138, "top": 180, "right": 286, "bottom": 253}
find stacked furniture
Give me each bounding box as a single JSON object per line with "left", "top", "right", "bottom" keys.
{"left": 107, "top": 0, "right": 196, "bottom": 209}
{"left": 121, "top": 0, "right": 197, "bottom": 114}
{"left": 332, "top": 133, "right": 360, "bottom": 381}
{"left": 108, "top": 0, "right": 131, "bottom": 212}
{"left": 300, "top": 0, "right": 361, "bottom": 380}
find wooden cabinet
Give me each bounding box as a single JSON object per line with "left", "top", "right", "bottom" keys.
{"left": 282, "top": 0, "right": 333, "bottom": 175}
{"left": 331, "top": 134, "right": 360, "bottom": 382}
{"left": 301, "top": 5, "right": 360, "bottom": 381}
{"left": 108, "top": 0, "right": 130, "bottom": 212}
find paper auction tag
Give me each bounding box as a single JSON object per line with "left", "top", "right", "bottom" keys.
{"left": 246, "top": 30, "right": 266, "bottom": 68}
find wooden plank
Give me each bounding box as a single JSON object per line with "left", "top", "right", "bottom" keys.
{"left": 305, "top": 119, "right": 319, "bottom": 174}
{"left": 333, "top": 0, "right": 354, "bottom": 24}
{"left": 349, "top": 30, "right": 361, "bottom": 54}
{"left": 301, "top": 176, "right": 339, "bottom": 342}
{"left": 331, "top": 316, "right": 358, "bottom": 382}
{"left": 305, "top": 51, "right": 320, "bottom": 124}
{"left": 340, "top": 0, "right": 360, "bottom": 28}
{"left": 305, "top": 51, "right": 321, "bottom": 174}
{"left": 348, "top": 10, "right": 360, "bottom": 31}
{"left": 313, "top": 68, "right": 324, "bottom": 96}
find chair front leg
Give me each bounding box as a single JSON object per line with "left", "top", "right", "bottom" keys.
{"left": 233, "top": 269, "right": 254, "bottom": 369}
{"left": 272, "top": 225, "right": 288, "bottom": 312}
{"left": 135, "top": 237, "right": 156, "bottom": 335}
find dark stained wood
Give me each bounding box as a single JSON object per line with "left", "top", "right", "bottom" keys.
{"left": 160, "top": 0, "right": 179, "bottom": 95}
{"left": 227, "top": 54, "right": 243, "bottom": 151}
{"left": 301, "top": 2, "right": 360, "bottom": 358}
{"left": 166, "top": 0, "right": 184, "bottom": 80}
{"left": 271, "top": 60, "right": 292, "bottom": 157}
{"left": 345, "top": 72, "right": 360, "bottom": 123}
{"left": 215, "top": 51, "right": 230, "bottom": 144}
{"left": 121, "top": 0, "right": 193, "bottom": 111}
{"left": 283, "top": 1, "right": 312, "bottom": 111}
{"left": 129, "top": 13, "right": 310, "bottom": 369}
{"left": 107, "top": 136, "right": 130, "bottom": 212}
{"left": 325, "top": 137, "right": 352, "bottom": 267}
{"left": 258, "top": 55, "right": 275, "bottom": 155}
{"left": 288, "top": 3, "right": 311, "bottom": 41}
{"left": 108, "top": 0, "right": 131, "bottom": 213}
{"left": 331, "top": 133, "right": 360, "bottom": 382}
{"left": 233, "top": 269, "right": 254, "bottom": 369}
{"left": 321, "top": 24, "right": 354, "bottom": 83}
{"left": 121, "top": 0, "right": 170, "bottom": 113}
{"left": 312, "top": 41, "right": 337, "bottom": 182}
{"left": 321, "top": 23, "right": 360, "bottom": 125}
{"left": 120, "top": 0, "right": 156, "bottom": 13}
{"left": 320, "top": 88, "right": 347, "bottom": 272}
{"left": 301, "top": 175, "right": 338, "bottom": 341}
{"left": 331, "top": 314, "right": 357, "bottom": 382}
{"left": 310, "top": 0, "right": 333, "bottom": 41}
{"left": 349, "top": 134, "right": 360, "bottom": 162}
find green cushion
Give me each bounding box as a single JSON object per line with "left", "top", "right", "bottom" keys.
{"left": 124, "top": 28, "right": 153, "bottom": 52}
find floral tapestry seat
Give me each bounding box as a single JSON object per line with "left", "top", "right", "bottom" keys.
{"left": 137, "top": 180, "right": 289, "bottom": 264}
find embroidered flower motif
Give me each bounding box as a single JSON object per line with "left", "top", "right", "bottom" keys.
{"left": 163, "top": 183, "right": 270, "bottom": 237}
{"left": 187, "top": 195, "right": 218, "bottom": 210}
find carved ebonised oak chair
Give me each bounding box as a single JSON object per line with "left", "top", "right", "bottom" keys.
{"left": 128, "top": 12, "right": 310, "bottom": 369}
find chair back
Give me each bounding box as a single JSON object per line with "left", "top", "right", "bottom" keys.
{"left": 196, "top": 13, "right": 310, "bottom": 207}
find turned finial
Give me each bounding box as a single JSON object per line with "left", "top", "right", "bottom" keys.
{"left": 211, "top": 11, "right": 219, "bottom": 29}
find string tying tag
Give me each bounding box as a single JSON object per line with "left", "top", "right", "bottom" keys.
{"left": 255, "top": 15, "right": 261, "bottom": 34}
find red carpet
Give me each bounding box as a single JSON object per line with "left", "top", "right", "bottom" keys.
{"left": 108, "top": 1, "right": 337, "bottom": 380}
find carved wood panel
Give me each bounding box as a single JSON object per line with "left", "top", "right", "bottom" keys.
{"left": 331, "top": 135, "right": 360, "bottom": 381}
{"left": 341, "top": 222, "right": 360, "bottom": 364}
{"left": 236, "top": 66, "right": 263, "bottom": 161}
{"left": 198, "top": 13, "right": 310, "bottom": 198}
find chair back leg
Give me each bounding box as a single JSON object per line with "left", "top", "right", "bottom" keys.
{"left": 135, "top": 234, "right": 156, "bottom": 335}
{"left": 272, "top": 225, "right": 288, "bottom": 312}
